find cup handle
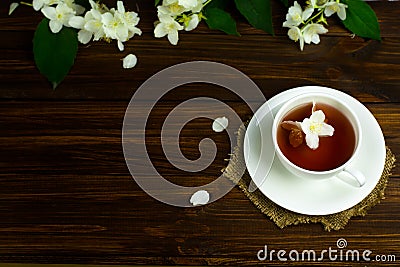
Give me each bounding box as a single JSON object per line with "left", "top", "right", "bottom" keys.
{"left": 338, "top": 167, "right": 366, "bottom": 187}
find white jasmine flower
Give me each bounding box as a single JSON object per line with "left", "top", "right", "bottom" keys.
{"left": 184, "top": 14, "right": 199, "bottom": 31}
{"left": 190, "top": 190, "right": 210, "bottom": 206}
{"left": 9, "top": 2, "right": 19, "bottom": 15}
{"left": 212, "top": 116, "right": 229, "bottom": 132}
{"left": 102, "top": 12, "right": 129, "bottom": 50}
{"left": 122, "top": 54, "right": 137, "bottom": 69}
{"left": 154, "top": 14, "right": 184, "bottom": 45}
{"left": 324, "top": 1, "right": 348, "bottom": 20}
{"left": 287, "top": 26, "right": 305, "bottom": 51}
{"left": 300, "top": 104, "right": 334, "bottom": 150}
{"left": 69, "top": 0, "right": 110, "bottom": 44}
{"left": 101, "top": 1, "right": 141, "bottom": 51}
{"left": 283, "top": 1, "right": 314, "bottom": 27}
{"left": 116, "top": 1, "right": 142, "bottom": 37}
{"left": 84, "top": 9, "right": 105, "bottom": 41}
{"left": 302, "top": 23, "right": 328, "bottom": 45}
{"left": 69, "top": 9, "right": 104, "bottom": 44}
{"left": 70, "top": 0, "right": 141, "bottom": 50}
{"left": 41, "top": 3, "right": 76, "bottom": 33}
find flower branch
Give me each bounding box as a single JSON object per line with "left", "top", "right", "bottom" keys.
{"left": 9, "top": 0, "right": 381, "bottom": 89}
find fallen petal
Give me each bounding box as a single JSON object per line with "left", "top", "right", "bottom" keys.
{"left": 122, "top": 54, "right": 137, "bottom": 69}
{"left": 212, "top": 116, "right": 228, "bottom": 132}
{"left": 9, "top": 2, "right": 19, "bottom": 15}
{"left": 190, "top": 190, "right": 210, "bottom": 206}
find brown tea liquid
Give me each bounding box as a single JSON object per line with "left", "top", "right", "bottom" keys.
{"left": 277, "top": 103, "right": 356, "bottom": 171}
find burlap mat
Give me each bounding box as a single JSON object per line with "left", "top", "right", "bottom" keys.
{"left": 223, "top": 124, "right": 396, "bottom": 231}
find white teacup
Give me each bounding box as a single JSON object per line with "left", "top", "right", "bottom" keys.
{"left": 272, "top": 92, "right": 365, "bottom": 187}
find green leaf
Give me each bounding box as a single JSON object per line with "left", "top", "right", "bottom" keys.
{"left": 204, "top": 7, "right": 239, "bottom": 36}
{"left": 155, "top": 0, "right": 161, "bottom": 6}
{"left": 341, "top": 0, "right": 381, "bottom": 40}
{"left": 33, "top": 18, "right": 78, "bottom": 89}
{"left": 234, "top": 0, "right": 274, "bottom": 35}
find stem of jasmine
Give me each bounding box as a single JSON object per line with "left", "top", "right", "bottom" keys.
{"left": 203, "top": 0, "right": 213, "bottom": 8}
{"left": 305, "top": 9, "right": 324, "bottom": 25}
{"left": 20, "top": 1, "right": 32, "bottom": 6}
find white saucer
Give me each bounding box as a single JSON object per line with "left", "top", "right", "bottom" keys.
{"left": 244, "top": 86, "right": 386, "bottom": 215}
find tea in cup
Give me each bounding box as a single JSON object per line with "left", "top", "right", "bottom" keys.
{"left": 271, "top": 92, "right": 365, "bottom": 186}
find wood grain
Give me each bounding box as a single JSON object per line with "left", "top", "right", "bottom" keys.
{"left": 0, "top": 0, "right": 399, "bottom": 265}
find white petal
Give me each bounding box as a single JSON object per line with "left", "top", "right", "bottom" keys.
{"left": 338, "top": 6, "right": 347, "bottom": 20}
{"left": 292, "top": 2, "right": 302, "bottom": 15}
{"left": 78, "top": 30, "right": 92, "bottom": 44}
{"left": 89, "top": 0, "right": 97, "bottom": 9}
{"left": 101, "top": 12, "right": 114, "bottom": 25}
{"left": 300, "top": 118, "right": 312, "bottom": 135}
{"left": 9, "top": 2, "right": 19, "bottom": 15}
{"left": 85, "top": 20, "right": 101, "bottom": 33}
{"left": 185, "top": 14, "right": 199, "bottom": 31}
{"left": 49, "top": 20, "right": 63, "bottom": 33}
{"left": 303, "top": 29, "right": 312, "bottom": 44}
{"left": 316, "top": 24, "right": 328, "bottom": 34}
{"left": 92, "top": 27, "right": 105, "bottom": 41}
{"left": 311, "top": 33, "right": 320, "bottom": 44}
{"left": 288, "top": 27, "right": 301, "bottom": 41}
{"left": 122, "top": 54, "right": 137, "bottom": 69}
{"left": 117, "top": 25, "right": 129, "bottom": 41}
{"left": 117, "top": 40, "right": 124, "bottom": 51}
{"left": 299, "top": 36, "right": 305, "bottom": 51}
{"left": 154, "top": 23, "right": 167, "bottom": 38}
{"left": 302, "top": 6, "right": 314, "bottom": 21}
{"left": 69, "top": 16, "right": 85, "bottom": 29}
{"left": 324, "top": 4, "right": 335, "bottom": 17}
{"left": 74, "top": 4, "right": 85, "bottom": 15}
{"left": 282, "top": 21, "right": 291, "bottom": 28}
{"left": 212, "top": 116, "right": 229, "bottom": 132}
{"left": 305, "top": 133, "right": 319, "bottom": 150}
{"left": 117, "top": 1, "right": 125, "bottom": 13}
{"left": 310, "top": 110, "right": 325, "bottom": 123}
{"left": 319, "top": 123, "right": 334, "bottom": 136}
{"left": 32, "top": 0, "right": 43, "bottom": 11}
{"left": 167, "top": 30, "right": 179, "bottom": 45}
{"left": 41, "top": 6, "right": 57, "bottom": 20}
{"left": 179, "top": 0, "right": 197, "bottom": 9}
{"left": 189, "top": 190, "right": 209, "bottom": 206}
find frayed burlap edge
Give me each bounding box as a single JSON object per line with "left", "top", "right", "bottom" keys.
{"left": 222, "top": 124, "right": 396, "bottom": 231}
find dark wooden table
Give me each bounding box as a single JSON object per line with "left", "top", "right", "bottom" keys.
{"left": 1, "top": 0, "right": 399, "bottom": 266}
